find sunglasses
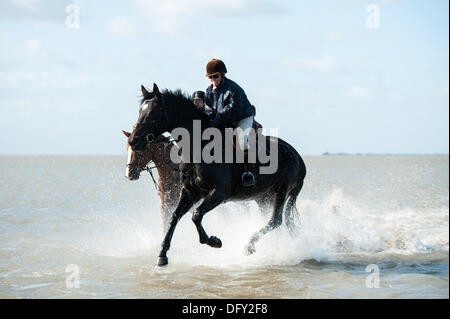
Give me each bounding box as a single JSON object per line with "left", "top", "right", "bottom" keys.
{"left": 208, "top": 74, "right": 221, "bottom": 79}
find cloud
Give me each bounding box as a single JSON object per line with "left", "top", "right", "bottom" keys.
{"left": 280, "top": 56, "right": 337, "bottom": 73}
{"left": 345, "top": 85, "right": 374, "bottom": 101}
{"left": 9, "top": 0, "right": 39, "bottom": 12}
{"left": 26, "top": 39, "right": 40, "bottom": 50}
{"left": 0, "top": 31, "right": 15, "bottom": 42}
{"left": 106, "top": 16, "right": 138, "bottom": 36}
{"left": 133, "top": 0, "right": 286, "bottom": 35}
{"left": 328, "top": 30, "right": 366, "bottom": 47}
{"left": 0, "top": 0, "right": 75, "bottom": 22}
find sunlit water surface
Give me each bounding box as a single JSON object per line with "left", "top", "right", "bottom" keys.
{"left": 0, "top": 155, "right": 448, "bottom": 298}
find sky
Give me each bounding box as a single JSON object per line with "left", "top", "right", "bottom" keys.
{"left": 0, "top": 0, "right": 448, "bottom": 155}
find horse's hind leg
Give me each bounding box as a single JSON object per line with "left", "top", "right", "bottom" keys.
{"left": 284, "top": 180, "right": 304, "bottom": 233}
{"left": 157, "top": 187, "right": 199, "bottom": 266}
{"left": 192, "top": 189, "right": 226, "bottom": 248}
{"left": 245, "top": 185, "right": 288, "bottom": 255}
{"left": 255, "top": 193, "right": 275, "bottom": 217}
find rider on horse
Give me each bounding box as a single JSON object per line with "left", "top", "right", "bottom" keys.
{"left": 204, "top": 58, "right": 257, "bottom": 187}
{"left": 192, "top": 90, "right": 215, "bottom": 119}
{"left": 192, "top": 90, "right": 205, "bottom": 108}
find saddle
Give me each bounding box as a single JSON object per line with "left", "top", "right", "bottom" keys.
{"left": 180, "top": 119, "right": 265, "bottom": 187}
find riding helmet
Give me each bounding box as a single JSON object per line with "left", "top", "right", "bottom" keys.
{"left": 192, "top": 91, "right": 205, "bottom": 101}
{"left": 206, "top": 59, "right": 227, "bottom": 77}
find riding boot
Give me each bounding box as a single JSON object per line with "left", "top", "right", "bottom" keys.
{"left": 242, "top": 154, "right": 256, "bottom": 187}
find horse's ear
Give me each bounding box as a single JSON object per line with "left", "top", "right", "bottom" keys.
{"left": 122, "top": 130, "right": 131, "bottom": 138}
{"left": 141, "top": 85, "right": 153, "bottom": 100}
{"left": 153, "top": 83, "right": 161, "bottom": 100}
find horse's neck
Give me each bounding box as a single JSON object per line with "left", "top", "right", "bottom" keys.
{"left": 151, "top": 142, "right": 178, "bottom": 192}
{"left": 149, "top": 143, "right": 169, "bottom": 168}
{"left": 168, "top": 100, "right": 207, "bottom": 132}
{"left": 166, "top": 99, "right": 210, "bottom": 163}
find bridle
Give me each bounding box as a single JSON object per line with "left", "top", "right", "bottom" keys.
{"left": 138, "top": 95, "right": 171, "bottom": 144}
{"left": 129, "top": 95, "right": 188, "bottom": 192}
{"left": 128, "top": 133, "right": 179, "bottom": 194}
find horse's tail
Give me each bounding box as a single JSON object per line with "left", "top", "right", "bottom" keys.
{"left": 284, "top": 179, "right": 304, "bottom": 233}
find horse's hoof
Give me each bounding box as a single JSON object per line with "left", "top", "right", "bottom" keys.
{"left": 244, "top": 245, "right": 256, "bottom": 255}
{"left": 157, "top": 256, "right": 168, "bottom": 267}
{"left": 207, "top": 236, "right": 222, "bottom": 248}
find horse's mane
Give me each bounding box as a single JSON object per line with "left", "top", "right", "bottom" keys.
{"left": 162, "top": 89, "right": 194, "bottom": 108}
{"left": 139, "top": 88, "right": 211, "bottom": 123}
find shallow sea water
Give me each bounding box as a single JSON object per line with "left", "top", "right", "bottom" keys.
{"left": 0, "top": 155, "right": 448, "bottom": 298}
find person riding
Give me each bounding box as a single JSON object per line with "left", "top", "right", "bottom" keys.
{"left": 204, "top": 58, "right": 257, "bottom": 187}
{"left": 192, "top": 91, "right": 215, "bottom": 118}
{"left": 192, "top": 91, "right": 205, "bottom": 109}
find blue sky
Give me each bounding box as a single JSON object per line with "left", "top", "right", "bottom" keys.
{"left": 0, "top": 0, "right": 448, "bottom": 155}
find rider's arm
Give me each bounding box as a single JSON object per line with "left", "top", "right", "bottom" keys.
{"left": 203, "top": 91, "right": 217, "bottom": 120}
{"left": 217, "top": 89, "right": 243, "bottom": 126}
{"left": 204, "top": 90, "right": 212, "bottom": 108}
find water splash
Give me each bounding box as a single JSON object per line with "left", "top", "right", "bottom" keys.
{"left": 76, "top": 188, "right": 449, "bottom": 267}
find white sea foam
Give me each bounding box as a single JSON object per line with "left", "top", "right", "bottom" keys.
{"left": 77, "top": 187, "right": 449, "bottom": 267}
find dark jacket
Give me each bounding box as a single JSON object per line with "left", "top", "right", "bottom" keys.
{"left": 204, "top": 77, "right": 255, "bottom": 127}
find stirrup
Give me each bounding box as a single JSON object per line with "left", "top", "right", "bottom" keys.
{"left": 241, "top": 171, "right": 256, "bottom": 186}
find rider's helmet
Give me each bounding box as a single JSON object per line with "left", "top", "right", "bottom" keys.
{"left": 206, "top": 59, "right": 227, "bottom": 77}
{"left": 192, "top": 91, "right": 205, "bottom": 101}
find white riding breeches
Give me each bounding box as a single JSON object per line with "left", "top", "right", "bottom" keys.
{"left": 233, "top": 116, "right": 254, "bottom": 151}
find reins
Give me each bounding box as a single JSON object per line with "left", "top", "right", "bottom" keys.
{"left": 143, "top": 163, "right": 163, "bottom": 193}
{"left": 140, "top": 137, "right": 180, "bottom": 194}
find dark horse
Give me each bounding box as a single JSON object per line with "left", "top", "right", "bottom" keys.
{"left": 128, "top": 84, "right": 306, "bottom": 266}
{"left": 123, "top": 130, "right": 277, "bottom": 231}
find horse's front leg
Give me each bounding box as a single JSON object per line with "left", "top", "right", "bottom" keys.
{"left": 158, "top": 187, "right": 199, "bottom": 266}
{"left": 192, "top": 188, "right": 226, "bottom": 248}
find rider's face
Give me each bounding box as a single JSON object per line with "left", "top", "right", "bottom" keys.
{"left": 193, "top": 99, "right": 204, "bottom": 108}
{"left": 209, "top": 73, "right": 222, "bottom": 88}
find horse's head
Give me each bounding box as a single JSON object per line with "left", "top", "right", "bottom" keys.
{"left": 128, "top": 83, "right": 171, "bottom": 151}
{"left": 122, "top": 130, "right": 153, "bottom": 180}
